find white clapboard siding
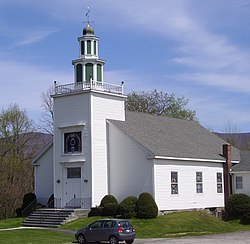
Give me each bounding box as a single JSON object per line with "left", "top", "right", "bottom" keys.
{"left": 53, "top": 92, "right": 92, "bottom": 206}
{"left": 154, "top": 160, "right": 224, "bottom": 210}
{"left": 34, "top": 144, "right": 53, "bottom": 203}
{"left": 108, "top": 122, "right": 153, "bottom": 202}
{"left": 91, "top": 92, "right": 125, "bottom": 206}
{"left": 232, "top": 172, "right": 250, "bottom": 196}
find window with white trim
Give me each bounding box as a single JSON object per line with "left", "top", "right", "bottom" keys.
{"left": 196, "top": 172, "right": 203, "bottom": 193}
{"left": 236, "top": 176, "right": 243, "bottom": 190}
{"left": 217, "top": 172, "right": 223, "bottom": 193}
{"left": 171, "top": 171, "right": 178, "bottom": 194}
{"left": 67, "top": 167, "right": 81, "bottom": 179}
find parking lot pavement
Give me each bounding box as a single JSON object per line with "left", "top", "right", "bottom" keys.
{"left": 134, "top": 231, "right": 250, "bottom": 244}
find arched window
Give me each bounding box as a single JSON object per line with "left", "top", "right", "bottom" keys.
{"left": 81, "top": 41, "right": 84, "bottom": 55}
{"left": 76, "top": 64, "right": 83, "bottom": 82}
{"left": 97, "top": 64, "right": 102, "bottom": 82}
{"left": 85, "top": 63, "right": 93, "bottom": 82}
{"left": 87, "top": 40, "right": 91, "bottom": 54}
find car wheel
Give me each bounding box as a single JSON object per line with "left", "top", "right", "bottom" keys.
{"left": 77, "top": 234, "right": 86, "bottom": 244}
{"left": 109, "top": 236, "right": 118, "bottom": 244}
{"left": 125, "top": 240, "right": 134, "bottom": 244}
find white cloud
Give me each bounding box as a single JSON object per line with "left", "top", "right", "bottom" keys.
{"left": 177, "top": 73, "right": 250, "bottom": 93}
{"left": 0, "top": 60, "right": 72, "bottom": 112}
{"left": 15, "top": 29, "right": 60, "bottom": 47}
{"left": 89, "top": 0, "right": 250, "bottom": 93}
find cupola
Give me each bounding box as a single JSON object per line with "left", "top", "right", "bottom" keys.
{"left": 72, "top": 9, "right": 105, "bottom": 84}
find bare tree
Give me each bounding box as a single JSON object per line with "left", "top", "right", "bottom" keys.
{"left": 223, "top": 119, "right": 241, "bottom": 148}
{"left": 223, "top": 120, "right": 250, "bottom": 150}
{"left": 126, "top": 90, "right": 197, "bottom": 120}
{"left": 40, "top": 85, "right": 54, "bottom": 135}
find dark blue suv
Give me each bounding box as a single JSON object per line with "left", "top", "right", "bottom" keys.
{"left": 75, "top": 219, "right": 136, "bottom": 244}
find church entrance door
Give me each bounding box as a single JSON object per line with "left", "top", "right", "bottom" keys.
{"left": 63, "top": 166, "right": 82, "bottom": 208}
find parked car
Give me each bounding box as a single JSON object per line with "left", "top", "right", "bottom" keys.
{"left": 75, "top": 219, "right": 136, "bottom": 244}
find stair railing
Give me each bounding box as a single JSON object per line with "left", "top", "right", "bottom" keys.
{"left": 45, "top": 198, "right": 62, "bottom": 209}
{"left": 64, "top": 198, "right": 91, "bottom": 209}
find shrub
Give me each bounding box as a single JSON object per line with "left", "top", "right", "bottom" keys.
{"left": 22, "top": 193, "right": 37, "bottom": 216}
{"left": 118, "top": 196, "right": 137, "bottom": 218}
{"left": 136, "top": 192, "right": 158, "bottom": 219}
{"left": 226, "top": 193, "right": 250, "bottom": 219}
{"left": 100, "top": 195, "right": 118, "bottom": 207}
{"left": 16, "top": 192, "right": 37, "bottom": 217}
{"left": 102, "top": 203, "right": 119, "bottom": 217}
{"left": 88, "top": 206, "right": 104, "bottom": 217}
{"left": 240, "top": 207, "right": 250, "bottom": 225}
{"left": 23, "top": 193, "right": 37, "bottom": 208}
{"left": 15, "top": 208, "right": 22, "bottom": 217}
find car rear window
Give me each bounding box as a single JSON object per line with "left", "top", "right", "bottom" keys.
{"left": 118, "top": 221, "right": 131, "bottom": 228}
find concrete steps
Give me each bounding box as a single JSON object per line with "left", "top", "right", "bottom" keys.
{"left": 22, "top": 209, "right": 76, "bottom": 228}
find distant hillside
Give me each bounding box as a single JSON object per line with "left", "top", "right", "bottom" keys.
{"left": 27, "top": 132, "right": 53, "bottom": 158}
{"left": 215, "top": 132, "right": 250, "bottom": 151}
{"left": 0, "top": 132, "right": 53, "bottom": 159}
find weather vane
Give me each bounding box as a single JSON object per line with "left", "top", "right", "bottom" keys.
{"left": 86, "top": 6, "right": 90, "bottom": 24}
{"left": 84, "top": 6, "right": 94, "bottom": 26}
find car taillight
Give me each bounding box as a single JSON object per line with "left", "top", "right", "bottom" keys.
{"left": 118, "top": 227, "right": 123, "bottom": 233}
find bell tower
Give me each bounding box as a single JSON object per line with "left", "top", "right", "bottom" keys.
{"left": 72, "top": 9, "right": 105, "bottom": 84}
{"left": 52, "top": 7, "right": 126, "bottom": 208}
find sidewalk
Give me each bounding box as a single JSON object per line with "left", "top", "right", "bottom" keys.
{"left": 0, "top": 226, "right": 75, "bottom": 235}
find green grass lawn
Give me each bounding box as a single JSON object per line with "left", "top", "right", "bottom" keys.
{"left": 1, "top": 211, "right": 250, "bottom": 243}
{"left": 0, "top": 217, "right": 22, "bottom": 229}
{"left": 62, "top": 210, "right": 250, "bottom": 238}
{"left": 0, "top": 229, "right": 73, "bottom": 244}
{"left": 0, "top": 217, "right": 74, "bottom": 244}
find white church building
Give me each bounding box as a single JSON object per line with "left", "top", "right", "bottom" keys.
{"left": 32, "top": 23, "right": 240, "bottom": 211}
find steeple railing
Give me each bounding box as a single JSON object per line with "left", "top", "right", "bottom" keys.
{"left": 54, "top": 81, "right": 124, "bottom": 95}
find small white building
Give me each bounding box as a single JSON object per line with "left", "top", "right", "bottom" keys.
{"left": 33, "top": 23, "right": 240, "bottom": 211}
{"left": 232, "top": 151, "right": 250, "bottom": 196}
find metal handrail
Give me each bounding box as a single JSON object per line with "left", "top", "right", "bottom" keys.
{"left": 35, "top": 197, "right": 62, "bottom": 209}
{"left": 21, "top": 198, "right": 37, "bottom": 220}
{"left": 64, "top": 197, "right": 91, "bottom": 209}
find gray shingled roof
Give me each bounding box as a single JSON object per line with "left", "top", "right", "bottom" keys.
{"left": 232, "top": 151, "right": 250, "bottom": 171}
{"left": 109, "top": 111, "right": 240, "bottom": 161}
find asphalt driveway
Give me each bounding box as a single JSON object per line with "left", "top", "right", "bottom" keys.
{"left": 134, "top": 231, "right": 250, "bottom": 244}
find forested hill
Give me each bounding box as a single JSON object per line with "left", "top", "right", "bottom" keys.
{"left": 215, "top": 132, "right": 250, "bottom": 151}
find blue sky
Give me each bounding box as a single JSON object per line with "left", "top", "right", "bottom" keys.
{"left": 0, "top": 0, "right": 250, "bottom": 132}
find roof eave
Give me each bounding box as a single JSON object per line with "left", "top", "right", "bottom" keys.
{"left": 31, "top": 141, "right": 53, "bottom": 164}
{"left": 148, "top": 155, "right": 227, "bottom": 163}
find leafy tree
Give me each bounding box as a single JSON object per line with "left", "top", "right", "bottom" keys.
{"left": 40, "top": 88, "right": 197, "bottom": 135}
{"left": 125, "top": 90, "right": 196, "bottom": 120}
{"left": 0, "top": 104, "right": 37, "bottom": 219}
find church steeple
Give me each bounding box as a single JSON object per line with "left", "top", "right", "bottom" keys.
{"left": 72, "top": 7, "right": 105, "bottom": 83}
